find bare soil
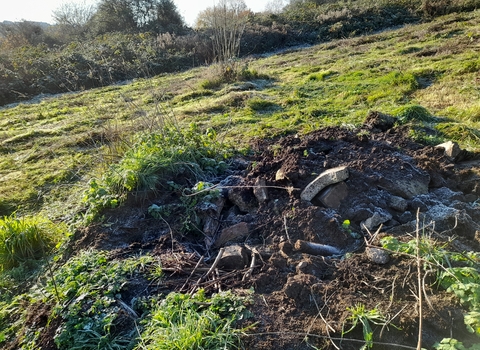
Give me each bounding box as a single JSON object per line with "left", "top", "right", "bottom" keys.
{"left": 39, "top": 117, "right": 480, "bottom": 349}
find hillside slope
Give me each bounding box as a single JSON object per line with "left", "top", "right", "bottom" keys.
{"left": 1, "top": 10, "right": 480, "bottom": 350}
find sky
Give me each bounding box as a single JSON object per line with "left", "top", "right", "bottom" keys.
{"left": 0, "top": 0, "right": 277, "bottom": 27}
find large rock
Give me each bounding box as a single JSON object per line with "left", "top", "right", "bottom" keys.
{"left": 301, "top": 166, "right": 349, "bottom": 201}
{"left": 389, "top": 195, "right": 408, "bottom": 212}
{"left": 377, "top": 165, "right": 430, "bottom": 199}
{"left": 218, "top": 245, "right": 250, "bottom": 270}
{"left": 214, "top": 222, "right": 249, "bottom": 248}
{"left": 366, "top": 247, "right": 390, "bottom": 264}
{"left": 318, "top": 181, "right": 348, "bottom": 209}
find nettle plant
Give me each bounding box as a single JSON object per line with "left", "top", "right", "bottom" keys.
{"left": 381, "top": 236, "right": 480, "bottom": 348}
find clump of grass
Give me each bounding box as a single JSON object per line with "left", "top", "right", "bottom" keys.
{"left": 82, "top": 119, "right": 231, "bottom": 223}
{"left": 394, "top": 104, "right": 437, "bottom": 124}
{"left": 0, "top": 215, "right": 66, "bottom": 271}
{"left": 136, "top": 289, "right": 251, "bottom": 350}
{"left": 247, "top": 97, "right": 278, "bottom": 112}
{"left": 342, "top": 303, "right": 390, "bottom": 349}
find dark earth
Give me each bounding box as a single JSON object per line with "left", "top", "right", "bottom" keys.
{"left": 26, "top": 111, "right": 480, "bottom": 349}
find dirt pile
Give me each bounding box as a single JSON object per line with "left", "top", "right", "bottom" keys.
{"left": 70, "top": 112, "right": 480, "bottom": 349}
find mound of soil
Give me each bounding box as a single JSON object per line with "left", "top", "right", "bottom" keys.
{"left": 63, "top": 113, "right": 480, "bottom": 349}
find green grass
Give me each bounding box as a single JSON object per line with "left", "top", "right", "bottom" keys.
{"left": 2, "top": 10, "right": 480, "bottom": 220}
{"left": 136, "top": 290, "right": 251, "bottom": 350}
{"left": 0, "top": 215, "right": 67, "bottom": 271}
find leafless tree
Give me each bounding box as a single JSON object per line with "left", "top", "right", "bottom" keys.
{"left": 196, "top": 0, "right": 249, "bottom": 62}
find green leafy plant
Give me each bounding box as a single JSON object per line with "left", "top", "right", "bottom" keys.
{"left": 136, "top": 289, "right": 252, "bottom": 350}
{"left": 45, "top": 250, "right": 161, "bottom": 350}
{"left": 342, "top": 303, "right": 390, "bottom": 349}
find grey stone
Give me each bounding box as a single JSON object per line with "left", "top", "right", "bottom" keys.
{"left": 389, "top": 195, "right": 408, "bottom": 212}
{"left": 361, "top": 210, "right": 392, "bottom": 232}
{"left": 197, "top": 196, "right": 226, "bottom": 237}
{"left": 436, "top": 141, "right": 461, "bottom": 159}
{"left": 214, "top": 222, "right": 249, "bottom": 248}
{"left": 398, "top": 211, "right": 413, "bottom": 224}
{"left": 228, "top": 187, "right": 257, "bottom": 213}
{"left": 253, "top": 177, "right": 268, "bottom": 203}
{"left": 432, "top": 187, "right": 465, "bottom": 205}
{"left": 301, "top": 166, "right": 349, "bottom": 201}
{"left": 377, "top": 160, "right": 430, "bottom": 199}
{"left": 218, "top": 245, "right": 249, "bottom": 270}
{"left": 366, "top": 247, "right": 390, "bottom": 264}
{"left": 318, "top": 181, "right": 349, "bottom": 209}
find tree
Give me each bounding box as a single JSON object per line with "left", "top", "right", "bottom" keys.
{"left": 87, "top": 0, "right": 185, "bottom": 35}
{"left": 52, "top": 0, "right": 96, "bottom": 40}
{"left": 89, "top": 0, "right": 137, "bottom": 35}
{"left": 264, "top": 0, "right": 288, "bottom": 14}
{"left": 195, "top": 0, "right": 249, "bottom": 62}
{"left": 153, "top": 0, "right": 185, "bottom": 34}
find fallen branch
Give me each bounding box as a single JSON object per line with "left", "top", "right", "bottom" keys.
{"left": 190, "top": 248, "right": 225, "bottom": 295}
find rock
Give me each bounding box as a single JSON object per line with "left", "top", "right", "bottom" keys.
{"left": 197, "top": 196, "right": 226, "bottom": 237}
{"left": 318, "top": 181, "right": 349, "bottom": 209}
{"left": 253, "top": 177, "right": 268, "bottom": 203}
{"left": 436, "top": 141, "right": 461, "bottom": 159}
{"left": 275, "top": 168, "right": 289, "bottom": 181}
{"left": 228, "top": 187, "right": 257, "bottom": 213}
{"left": 398, "top": 211, "right": 413, "bottom": 224}
{"left": 366, "top": 247, "right": 390, "bottom": 264}
{"left": 361, "top": 210, "right": 392, "bottom": 232}
{"left": 294, "top": 239, "right": 341, "bottom": 256}
{"left": 214, "top": 222, "right": 249, "bottom": 248}
{"left": 218, "top": 245, "right": 249, "bottom": 271}
{"left": 301, "top": 166, "right": 349, "bottom": 201}
{"left": 432, "top": 187, "right": 465, "bottom": 205}
{"left": 377, "top": 161, "right": 430, "bottom": 199}
{"left": 389, "top": 195, "right": 408, "bottom": 212}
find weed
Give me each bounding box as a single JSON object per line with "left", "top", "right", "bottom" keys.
{"left": 45, "top": 250, "right": 161, "bottom": 350}
{"left": 382, "top": 235, "right": 480, "bottom": 346}
{"left": 342, "top": 303, "right": 390, "bottom": 349}
{"left": 135, "top": 289, "right": 252, "bottom": 350}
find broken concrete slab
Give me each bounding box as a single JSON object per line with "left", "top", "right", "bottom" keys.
{"left": 361, "top": 210, "right": 392, "bottom": 232}
{"left": 214, "top": 222, "right": 249, "bottom": 248}
{"left": 318, "top": 181, "right": 348, "bottom": 209}
{"left": 253, "top": 177, "right": 268, "bottom": 203}
{"left": 218, "top": 245, "right": 250, "bottom": 271}
{"left": 378, "top": 171, "right": 430, "bottom": 199}
{"left": 435, "top": 141, "right": 461, "bottom": 159}
{"left": 300, "top": 166, "right": 349, "bottom": 201}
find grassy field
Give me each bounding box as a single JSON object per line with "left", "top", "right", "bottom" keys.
{"left": 1, "top": 10, "right": 480, "bottom": 348}
{"left": 1, "top": 10, "right": 479, "bottom": 220}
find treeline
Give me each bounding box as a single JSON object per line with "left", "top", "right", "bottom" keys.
{"left": 1, "top": 0, "right": 479, "bottom": 106}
